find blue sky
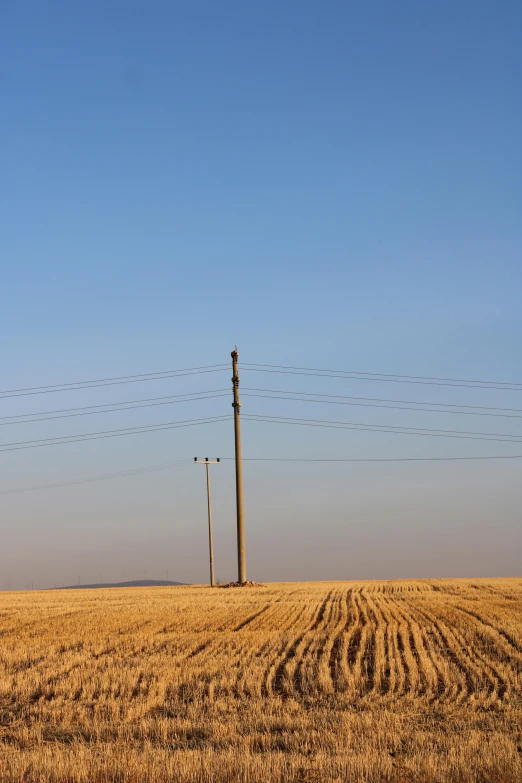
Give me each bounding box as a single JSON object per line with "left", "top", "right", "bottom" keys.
{"left": 1, "top": 1, "right": 521, "bottom": 587}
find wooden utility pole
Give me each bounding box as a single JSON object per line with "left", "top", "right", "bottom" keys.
{"left": 194, "top": 458, "right": 220, "bottom": 587}
{"left": 231, "top": 349, "right": 246, "bottom": 583}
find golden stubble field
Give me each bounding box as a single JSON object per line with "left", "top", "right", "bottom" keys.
{"left": 1, "top": 579, "right": 522, "bottom": 783}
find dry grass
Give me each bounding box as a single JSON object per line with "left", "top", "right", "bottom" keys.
{"left": 1, "top": 579, "right": 522, "bottom": 782}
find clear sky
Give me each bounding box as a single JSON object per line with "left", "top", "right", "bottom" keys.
{"left": 1, "top": 1, "right": 521, "bottom": 588}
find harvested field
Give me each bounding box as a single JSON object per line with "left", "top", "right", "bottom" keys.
{"left": 1, "top": 579, "right": 522, "bottom": 782}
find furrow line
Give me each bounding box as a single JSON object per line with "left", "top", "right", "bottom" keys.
{"left": 455, "top": 604, "right": 522, "bottom": 662}
{"left": 335, "top": 589, "right": 360, "bottom": 693}
{"left": 441, "top": 605, "right": 512, "bottom": 699}
{"left": 385, "top": 596, "right": 460, "bottom": 705}
{"left": 259, "top": 600, "right": 312, "bottom": 698}
{"left": 328, "top": 588, "right": 354, "bottom": 693}
{"left": 290, "top": 587, "right": 342, "bottom": 697}
{"left": 363, "top": 593, "right": 395, "bottom": 699}
{"left": 269, "top": 588, "right": 335, "bottom": 698}
{"left": 412, "top": 601, "right": 498, "bottom": 706}
{"left": 382, "top": 596, "right": 432, "bottom": 699}
{"left": 350, "top": 591, "right": 371, "bottom": 698}
{"left": 303, "top": 588, "right": 346, "bottom": 696}
{"left": 233, "top": 603, "right": 271, "bottom": 632}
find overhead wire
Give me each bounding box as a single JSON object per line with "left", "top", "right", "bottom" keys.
{"left": 4, "top": 450, "right": 522, "bottom": 494}
{"left": 0, "top": 388, "right": 231, "bottom": 420}
{"left": 241, "top": 389, "right": 522, "bottom": 419}
{"left": 5, "top": 449, "right": 522, "bottom": 495}
{"left": 2, "top": 358, "right": 521, "bottom": 461}
{"left": 4, "top": 384, "right": 520, "bottom": 430}
{"left": 0, "top": 460, "right": 192, "bottom": 495}
{"left": 220, "top": 454, "right": 522, "bottom": 463}
{"left": 0, "top": 390, "right": 230, "bottom": 426}
{"left": 3, "top": 358, "right": 521, "bottom": 499}
{"left": 4, "top": 360, "right": 520, "bottom": 400}
{"left": 0, "top": 415, "right": 232, "bottom": 453}
{"left": 0, "top": 364, "right": 228, "bottom": 395}
{"left": 242, "top": 364, "right": 522, "bottom": 391}
{"left": 3, "top": 358, "right": 520, "bottom": 403}
{"left": 242, "top": 413, "right": 522, "bottom": 444}
{"left": 4, "top": 451, "right": 522, "bottom": 494}
{"left": 247, "top": 412, "right": 522, "bottom": 439}
{"left": 0, "top": 365, "right": 229, "bottom": 400}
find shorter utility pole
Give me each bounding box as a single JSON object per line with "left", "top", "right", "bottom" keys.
{"left": 194, "top": 457, "right": 220, "bottom": 587}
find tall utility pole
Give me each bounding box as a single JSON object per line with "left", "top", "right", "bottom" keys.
{"left": 231, "top": 349, "right": 246, "bottom": 583}
{"left": 194, "top": 458, "right": 220, "bottom": 587}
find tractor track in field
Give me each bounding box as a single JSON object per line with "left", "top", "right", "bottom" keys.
{"left": 270, "top": 588, "right": 335, "bottom": 697}
{"left": 247, "top": 584, "right": 522, "bottom": 706}
{"left": 4, "top": 579, "right": 521, "bottom": 731}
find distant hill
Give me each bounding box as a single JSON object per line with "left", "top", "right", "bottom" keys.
{"left": 56, "top": 579, "right": 186, "bottom": 590}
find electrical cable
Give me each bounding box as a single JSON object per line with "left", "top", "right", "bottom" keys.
{"left": 242, "top": 414, "right": 522, "bottom": 444}
{"left": 0, "top": 415, "right": 232, "bottom": 453}
{"left": 0, "top": 388, "right": 230, "bottom": 421}
{"left": 243, "top": 362, "right": 522, "bottom": 387}
{"left": 219, "top": 455, "right": 522, "bottom": 463}
{"left": 4, "top": 451, "right": 521, "bottom": 493}
{"left": 242, "top": 364, "right": 522, "bottom": 391}
{"left": 0, "top": 391, "right": 230, "bottom": 426}
{"left": 0, "top": 366, "right": 229, "bottom": 400}
{"left": 244, "top": 412, "right": 522, "bottom": 440}
{"left": 0, "top": 460, "right": 192, "bottom": 495}
{"left": 4, "top": 358, "right": 519, "bottom": 400}
{"left": 241, "top": 389, "right": 522, "bottom": 419}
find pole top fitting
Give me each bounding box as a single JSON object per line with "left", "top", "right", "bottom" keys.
{"left": 231, "top": 348, "right": 239, "bottom": 358}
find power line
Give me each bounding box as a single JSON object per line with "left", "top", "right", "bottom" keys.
{"left": 241, "top": 389, "right": 522, "bottom": 419}
{"left": 0, "top": 364, "right": 228, "bottom": 395}
{"left": 246, "top": 413, "right": 522, "bottom": 440}
{"left": 0, "top": 460, "right": 192, "bottom": 495}
{"left": 4, "top": 359, "right": 518, "bottom": 401}
{"left": 242, "top": 364, "right": 522, "bottom": 391}
{"left": 243, "top": 362, "right": 522, "bottom": 388}
{"left": 0, "top": 388, "right": 230, "bottom": 421}
{"left": 4, "top": 385, "right": 520, "bottom": 430}
{"left": 0, "top": 415, "right": 232, "bottom": 453}
{"left": 0, "top": 391, "right": 230, "bottom": 426}
{"left": 8, "top": 406, "right": 512, "bottom": 453}
{"left": 0, "top": 366, "right": 229, "bottom": 400}
{"left": 242, "top": 413, "right": 522, "bottom": 444}
{"left": 220, "top": 454, "right": 522, "bottom": 463}
{"left": 5, "top": 451, "right": 522, "bottom": 493}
